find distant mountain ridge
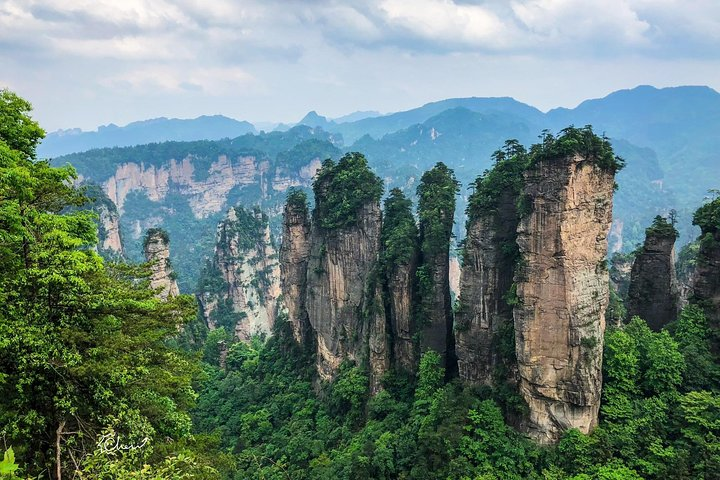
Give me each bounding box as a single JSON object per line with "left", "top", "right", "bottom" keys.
{"left": 39, "top": 114, "right": 256, "bottom": 158}
{"left": 50, "top": 85, "right": 720, "bottom": 275}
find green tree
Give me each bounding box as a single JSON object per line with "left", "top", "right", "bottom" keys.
{"left": 0, "top": 90, "right": 203, "bottom": 478}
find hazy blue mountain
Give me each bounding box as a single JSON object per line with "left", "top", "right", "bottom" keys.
{"left": 332, "top": 110, "right": 381, "bottom": 123}
{"left": 330, "top": 97, "right": 546, "bottom": 144}
{"left": 39, "top": 115, "right": 256, "bottom": 158}
{"left": 297, "top": 111, "right": 335, "bottom": 129}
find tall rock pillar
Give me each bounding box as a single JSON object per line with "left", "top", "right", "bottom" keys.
{"left": 455, "top": 158, "right": 524, "bottom": 385}
{"left": 280, "top": 190, "right": 312, "bottom": 347}
{"left": 143, "top": 228, "right": 180, "bottom": 300}
{"left": 626, "top": 216, "right": 679, "bottom": 330}
{"left": 417, "top": 162, "right": 459, "bottom": 376}
{"left": 304, "top": 154, "right": 385, "bottom": 381}
{"left": 514, "top": 142, "right": 618, "bottom": 444}
{"left": 691, "top": 196, "right": 720, "bottom": 351}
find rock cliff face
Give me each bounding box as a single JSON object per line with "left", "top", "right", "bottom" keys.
{"left": 280, "top": 193, "right": 312, "bottom": 346}
{"left": 198, "top": 207, "right": 280, "bottom": 341}
{"left": 282, "top": 153, "right": 387, "bottom": 384}
{"left": 387, "top": 258, "right": 418, "bottom": 372}
{"left": 380, "top": 188, "right": 421, "bottom": 374}
{"left": 514, "top": 153, "right": 615, "bottom": 444}
{"left": 97, "top": 204, "right": 124, "bottom": 255}
{"left": 692, "top": 233, "right": 720, "bottom": 347}
{"left": 305, "top": 202, "right": 383, "bottom": 380}
{"left": 456, "top": 191, "right": 517, "bottom": 385}
{"left": 143, "top": 229, "right": 180, "bottom": 300}
{"left": 626, "top": 218, "right": 679, "bottom": 330}
{"left": 417, "top": 163, "right": 459, "bottom": 375}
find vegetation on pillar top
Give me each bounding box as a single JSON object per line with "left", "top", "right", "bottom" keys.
{"left": 143, "top": 226, "right": 170, "bottom": 249}
{"left": 285, "top": 187, "right": 309, "bottom": 217}
{"left": 417, "top": 162, "right": 459, "bottom": 256}
{"left": 312, "top": 152, "right": 383, "bottom": 230}
{"left": 692, "top": 191, "right": 720, "bottom": 235}
{"left": 528, "top": 125, "right": 625, "bottom": 173}
{"left": 380, "top": 188, "right": 419, "bottom": 273}
{"left": 645, "top": 215, "right": 679, "bottom": 239}
{"left": 466, "top": 139, "right": 529, "bottom": 224}
{"left": 218, "top": 206, "right": 267, "bottom": 251}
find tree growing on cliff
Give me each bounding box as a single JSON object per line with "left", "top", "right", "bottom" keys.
{"left": 312, "top": 152, "right": 383, "bottom": 230}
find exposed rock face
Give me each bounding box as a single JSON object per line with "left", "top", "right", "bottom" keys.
{"left": 416, "top": 163, "right": 459, "bottom": 375}
{"left": 456, "top": 191, "right": 517, "bottom": 385}
{"left": 98, "top": 204, "right": 124, "bottom": 255}
{"left": 143, "top": 229, "right": 180, "bottom": 300}
{"left": 387, "top": 258, "right": 418, "bottom": 373}
{"left": 199, "top": 207, "right": 281, "bottom": 341}
{"left": 368, "top": 281, "right": 390, "bottom": 394}
{"left": 609, "top": 252, "right": 633, "bottom": 299}
{"left": 305, "top": 202, "right": 383, "bottom": 380}
{"left": 514, "top": 153, "right": 615, "bottom": 444}
{"left": 103, "top": 155, "right": 325, "bottom": 220}
{"left": 104, "top": 155, "right": 269, "bottom": 218}
{"left": 627, "top": 223, "right": 679, "bottom": 330}
{"left": 693, "top": 231, "right": 720, "bottom": 340}
{"left": 379, "top": 188, "right": 420, "bottom": 374}
{"left": 280, "top": 195, "right": 312, "bottom": 346}
{"left": 419, "top": 232, "right": 454, "bottom": 372}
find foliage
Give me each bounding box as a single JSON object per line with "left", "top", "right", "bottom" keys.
{"left": 312, "top": 152, "right": 383, "bottom": 230}
{"left": 0, "top": 89, "right": 210, "bottom": 478}
{"left": 416, "top": 162, "right": 459, "bottom": 256}
{"left": 645, "top": 215, "right": 678, "bottom": 238}
{"left": 142, "top": 226, "right": 170, "bottom": 249}
{"left": 286, "top": 188, "right": 309, "bottom": 217}
{"left": 379, "top": 188, "right": 418, "bottom": 272}
{"left": 466, "top": 139, "right": 528, "bottom": 222}
{"left": 693, "top": 192, "right": 720, "bottom": 235}
{"left": 529, "top": 125, "right": 625, "bottom": 173}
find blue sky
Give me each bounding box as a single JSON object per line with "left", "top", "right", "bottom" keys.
{"left": 2, "top": 0, "right": 719, "bottom": 131}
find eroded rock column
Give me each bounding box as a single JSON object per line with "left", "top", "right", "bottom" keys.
{"left": 280, "top": 191, "right": 312, "bottom": 346}
{"left": 455, "top": 191, "right": 518, "bottom": 385}
{"left": 144, "top": 228, "right": 180, "bottom": 300}
{"left": 514, "top": 153, "right": 615, "bottom": 444}
{"left": 626, "top": 216, "right": 679, "bottom": 330}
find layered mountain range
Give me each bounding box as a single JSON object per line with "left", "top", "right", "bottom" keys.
{"left": 52, "top": 85, "right": 716, "bottom": 294}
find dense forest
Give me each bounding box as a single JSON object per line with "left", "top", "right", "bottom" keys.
{"left": 2, "top": 89, "right": 720, "bottom": 480}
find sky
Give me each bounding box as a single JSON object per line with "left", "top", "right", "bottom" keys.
{"left": 1, "top": 0, "right": 719, "bottom": 132}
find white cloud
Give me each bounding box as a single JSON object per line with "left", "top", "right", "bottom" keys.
{"left": 511, "top": 0, "right": 651, "bottom": 46}
{"left": 1, "top": 0, "right": 719, "bottom": 131}
{"left": 102, "top": 65, "right": 257, "bottom": 94}
{"left": 378, "top": 0, "right": 509, "bottom": 48}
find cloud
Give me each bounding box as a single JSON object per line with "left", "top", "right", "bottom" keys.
{"left": 101, "top": 65, "right": 257, "bottom": 94}
{"left": 1, "top": 0, "right": 719, "bottom": 131}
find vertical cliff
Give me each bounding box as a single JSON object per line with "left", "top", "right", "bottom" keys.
{"left": 197, "top": 206, "right": 280, "bottom": 341}
{"left": 305, "top": 154, "right": 384, "bottom": 381}
{"left": 691, "top": 196, "right": 720, "bottom": 349}
{"left": 416, "top": 163, "right": 459, "bottom": 375}
{"left": 456, "top": 145, "right": 526, "bottom": 385}
{"left": 280, "top": 189, "right": 312, "bottom": 347}
{"left": 82, "top": 183, "right": 124, "bottom": 257}
{"left": 626, "top": 216, "right": 679, "bottom": 330}
{"left": 143, "top": 228, "right": 180, "bottom": 300}
{"left": 380, "top": 188, "right": 420, "bottom": 373}
{"left": 97, "top": 203, "right": 124, "bottom": 256}
{"left": 513, "top": 128, "right": 621, "bottom": 444}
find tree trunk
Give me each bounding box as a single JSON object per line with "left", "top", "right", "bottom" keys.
{"left": 55, "top": 420, "right": 65, "bottom": 480}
